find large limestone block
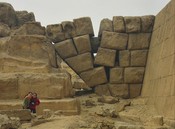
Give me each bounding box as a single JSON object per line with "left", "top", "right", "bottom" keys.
{"left": 0, "top": 23, "right": 10, "bottom": 37}
{"left": 101, "top": 31, "right": 128, "bottom": 50}
{"left": 98, "top": 18, "right": 113, "bottom": 36}
{"left": 73, "top": 17, "right": 94, "bottom": 36}
{"left": 94, "top": 48, "right": 116, "bottom": 67}
{"left": 73, "top": 78, "right": 89, "bottom": 89}
{"left": 109, "top": 84, "right": 129, "bottom": 98}
{"left": 0, "top": 3, "right": 17, "bottom": 27}
{"left": 129, "top": 84, "right": 142, "bottom": 98}
{"left": 55, "top": 39, "right": 77, "bottom": 59}
{"left": 46, "top": 24, "right": 65, "bottom": 43}
{"left": 110, "top": 67, "right": 124, "bottom": 83}
{"left": 80, "top": 67, "right": 108, "bottom": 87}
{"left": 141, "top": 15, "right": 155, "bottom": 32}
{"left": 131, "top": 50, "right": 148, "bottom": 66}
{"left": 128, "top": 33, "right": 151, "bottom": 50}
{"left": 124, "top": 17, "right": 141, "bottom": 33}
{"left": 113, "top": 16, "right": 125, "bottom": 33}
{"left": 0, "top": 74, "right": 18, "bottom": 99}
{"left": 119, "top": 50, "right": 130, "bottom": 67}
{"left": 73, "top": 35, "right": 91, "bottom": 54}
{"left": 62, "top": 21, "right": 76, "bottom": 38}
{"left": 65, "top": 53, "right": 93, "bottom": 73}
{"left": 95, "top": 84, "right": 111, "bottom": 96}
{"left": 16, "top": 11, "right": 35, "bottom": 26}
{"left": 90, "top": 37, "right": 100, "bottom": 53}
{"left": 124, "top": 67, "right": 145, "bottom": 83}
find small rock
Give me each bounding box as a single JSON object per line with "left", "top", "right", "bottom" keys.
{"left": 98, "top": 95, "right": 119, "bottom": 104}
{"left": 85, "top": 99, "right": 96, "bottom": 107}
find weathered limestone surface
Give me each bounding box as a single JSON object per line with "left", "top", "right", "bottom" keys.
{"left": 101, "top": 31, "right": 128, "bottom": 50}
{"left": 131, "top": 50, "right": 148, "bottom": 66}
{"left": 55, "top": 39, "right": 77, "bottom": 59}
{"left": 0, "top": 23, "right": 10, "bottom": 37}
{"left": 62, "top": 21, "right": 76, "bottom": 38}
{"left": 73, "top": 35, "right": 91, "bottom": 54}
{"left": 94, "top": 47, "right": 116, "bottom": 67}
{"left": 110, "top": 67, "right": 124, "bottom": 84}
{"left": 95, "top": 84, "right": 111, "bottom": 96}
{"left": 65, "top": 53, "right": 93, "bottom": 74}
{"left": 129, "top": 84, "right": 142, "bottom": 98}
{"left": 124, "top": 17, "right": 141, "bottom": 33}
{"left": 141, "top": 15, "right": 155, "bottom": 32}
{"left": 119, "top": 50, "right": 130, "bottom": 67}
{"left": 113, "top": 16, "right": 125, "bottom": 33}
{"left": 98, "top": 18, "right": 113, "bottom": 36}
{"left": 80, "top": 67, "right": 107, "bottom": 87}
{"left": 109, "top": 84, "right": 129, "bottom": 98}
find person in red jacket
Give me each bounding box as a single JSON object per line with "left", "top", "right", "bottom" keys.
{"left": 29, "top": 92, "right": 40, "bottom": 113}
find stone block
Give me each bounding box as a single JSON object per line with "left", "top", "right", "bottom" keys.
{"left": 141, "top": 15, "right": 155, "bottom": 32}
{"left": 119, "top": 50, "right": 130, "bottom": 67}
{"left": 0, "top": 23, "right": 10, "bottom": 37}
{"left": 65, "top": 53, "right": 93, "bottom": 73}
{"left": 124, "top": 17, "right": 141, "bottom": 33}
{"left": 131, "top": 50, "right": 148, "bottom": 66}
{"left": 80, "top": 67, "right": 107, "bottom": 87}
{"left": 0, "top": 109, "right": 32, "bottom": 121}
{"left": 94, "top": 48, "right": 116, "bottom": 67}
{"left": 128, "top": 33, "right": 151, "bottom": 50}
{"left": 109, "top": 84, "right": 129, "bottom": 98}
{"left": 113, "top": 16, "right": 125, "bottom": 32}
{"left": 73, "top": 17, "right": 94, "bottom": 36}
{"left": 129, "top": 84, "right": 142, "bottom": 98}
{"left": 95, "top": 84, "right": 111, "bottom": 96}
{"left": 73, "top": 78, "right": 89, "bottom": 89}
{"left": 98, "top": 18, "right": 113, "bottom": 36}
{"left": 55, "top": 39, "right": 77, "bottom": 59}
{"left": 124, "top": 67, "right": 145, "bottom": 83}
{"left": 73, "top": 35, "right": 91, "bottom": 54}
{"left": 101, "top": 31, "right": 128, "bottom": 50}
{"left": 90, "top": 37, "right": 100, "bottom": 53}
{"left": 61, "top": 21, "right": 76, "bottom": 38}
{"left": 110, "top": 67, "right": 124, "bottom": 83}
{"left": 46, "top": 24, "right": 65, "bottom": 43}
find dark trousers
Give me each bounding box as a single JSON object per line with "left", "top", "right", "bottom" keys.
{"left": 30, "top": 109, "right": 36, "bottom": 113}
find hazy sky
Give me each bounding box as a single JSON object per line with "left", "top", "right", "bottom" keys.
{"left": 2, "top": 0, "right": 170, "bottom": 35}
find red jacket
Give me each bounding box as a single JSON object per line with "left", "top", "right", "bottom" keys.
{"left": 29, "top": 97, "right": 40, "bottom": 109}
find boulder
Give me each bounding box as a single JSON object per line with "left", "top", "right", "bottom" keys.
{"left": 73, "top": 17, "right": 94, "bottom": 36}
{"left": 109, "top": 84, "right": 129, "bottom": 98}
{"left": 55, "top": 39, "right": 77, "bottom": 59}
{"left": 98, "top": 18, "right": 113, "bottom": 36}
{"left": 129, "top": 84, "right": 142, "bottom": 98}
{"left": 15, "top": 11, "right": 35, "bottom": 26}
{"left": 80, "top": 67, "right": 108, "bottom": 87}
{"left": 65, "top": 53, "right": 93, "bottom": 73}
{"left": 95, "top": 84, "right": 111, "bottom": 96}
{"left": 101, "top": 31, "right": 128, "bottom": 50}
{"left": 119, "top": 50, "right": 130, "bottom": 67}
{"left": 98, "top": 95, "right": 119, "bottom": 104}
{"left": 110, "top": 67, "right": 124, "bottom": 83}
{"left": 115, "top": 100, "right": 131, "bottom": 112}
{"left": 46, "top": 24, "right": 65, "bottom": 43}
{"left": 128, "top": 33, "right": 151, "bottom": 50}
{"left": 0, "top": 23, "right": 10, "bottom": 37}
{"left": 124, "top": 67, "right": 145, "bottom": 83}
{"left": 0, "top": 2, "right": 17, "bottom": 27}
{"left": 94, "top": 47, "right": 116, "bottom": 67}
{"left": 131, "top": 50, "right": 148, "bottom": 66}
{"left": 61, "top": 21, "right": 76, "bottom": 38}
{"left": 124, "top": 17, "right": 141, "bottom": 33}
{"left": 141, "top": 15, "right": 155, "bottom": 32}
{"left": 73, "top": 35, "right": 92, "bottom": 54}
{"left": 113, "top": 16, "right": 125, "bottom": 33}
{"left": 90, "top": 37, "right": 100, "bottom": 53}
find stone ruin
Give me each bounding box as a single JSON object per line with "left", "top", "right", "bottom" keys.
{"left": 0, "top": 0, "right": 174, "bottom": 128}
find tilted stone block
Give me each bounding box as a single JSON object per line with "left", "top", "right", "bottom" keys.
{"left": 119, "top": 50, "right": 130, "bottom": 67}
{"left": 55, "top": 39, "right": 77, "bottom": 59}
{"left": 98, "top": 18, "right": 113, "bottom": 36}
{"left": 128, "top": 33, "right": 151, "bottom": 50}
{"left": 46, "top": 24, "right": 65, "bottom": 43}
{"left": 124, "top": 67, "right": 145, "bottom": 83}
{"left": 90, "top": 37, "right": 100, "bottom": 53}
{"left": 80, "top": 67, "right": 107, "bottom": 87}
{"left": 131, "top": 50, "right": 148, "bottom": 66}
{"left": 94, "top": 47, "right": 116, "bottom": 67}
{"left": 113, "top": 16, "right": 125, "bottom": 33}
{"left": 73, "top": 35, "right": 91, "bottom": 54}
{"left": 73, "top": 17, "right": 94, "bottom": 36}
{"left": 62, "top": 21, "right": 77, "bottom": 39}
{"left": 95, "top": 84, "right": 111, "bottom": 96}
{"left": 65, "top": 53, "right": 93, "bottom": 74}
{"left": 141, "top": 15, "right": 155, "bottom": 32}
{"left": 124, "top": 17, "right": 141, "bottom": 33}
{"left": 109, "top": 84, "right": 129, "bottom": 98}
{"left": 129, "top": 84, "right": 142, "bottom": 98}
{"left": 110, "top": 67, "right": 124, "bottom": 83}
{"left": 101, "top": 31, "right": 128, "bottom": 50}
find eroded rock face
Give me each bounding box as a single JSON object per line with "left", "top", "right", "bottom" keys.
{"left": 0, "top": 23, "right": 10, "bottom": 37}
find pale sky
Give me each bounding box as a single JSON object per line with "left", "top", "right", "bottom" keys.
{"left": 2, "top": 0, "right": 170, "bottom": 35}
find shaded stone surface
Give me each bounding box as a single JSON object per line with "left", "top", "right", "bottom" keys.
{"left": 113, "top": 16, "right": 125, "bottom": 33}
{"left": 109, "top": 84, "right": 129, "bottom": 98}
{"left": 141, "top": 15, "right": 155, "bottom": 32}
{"left": 90, "top": 37, "right": 100, "bottom": 53}
{"left": 131, "top": 50, "right": 148, "bottom": 66}
{"left": 119, "top": 50, "right": 130, "bottom": 67}
{"left": 110, "top": 67, "right": 124, "bottom": 84}
{"left": 95, "top": 84, "right": 111, "bottom": 96}
{"left": 98, "top": 18, "right": 113, "bottom": 36}
{"left": 124, "top": 17, "right": 141, "bottom": 33}
{"left": 0, "top": 23, "right": 10, "bottom": 37}
{"left": 62, "top": 21, "right": 76, "bottom": 38}
{"left": 129, "top": 84, "right": 142, "bottom": 98}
